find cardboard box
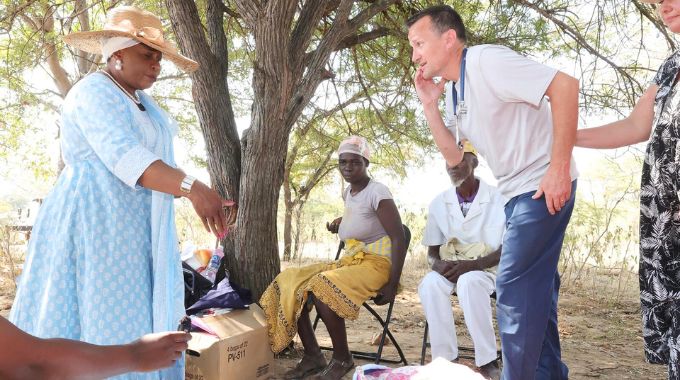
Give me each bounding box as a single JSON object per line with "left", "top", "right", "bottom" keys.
{"left": 185, "top": 304, "right": 274, "bottom": 380}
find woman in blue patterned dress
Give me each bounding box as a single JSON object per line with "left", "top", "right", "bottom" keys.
{"left": 577, "top": 1, "right": 680, "bottom": 378}
{"left": 9, "top": 6, "right": 233, "bottom": 379}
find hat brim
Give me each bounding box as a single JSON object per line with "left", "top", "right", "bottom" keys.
{"left": 639, "top": 0, "right": 660, "bottom": 3}
{"left": 63, "top": 30, "right": 198, "bottom": 73}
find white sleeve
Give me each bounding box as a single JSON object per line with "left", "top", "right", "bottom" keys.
{"left": 67, "top": 77, "right": 159, "bottom": 189}
{"left": 421, "top": 199, "right": 447, "bottom": 246}
{"left": 370, "top": 182, "right": 393, "bottom": 210}
{"left": 477, "top": 45, "right": 557, "bottom": 107}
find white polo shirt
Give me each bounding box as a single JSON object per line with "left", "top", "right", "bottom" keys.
{"left": 444, "top": 44, "right": 579, "bottom": 199}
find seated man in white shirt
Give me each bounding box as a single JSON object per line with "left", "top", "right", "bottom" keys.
{"left": 419, "top": 141, "right": 505, "bottom": 380}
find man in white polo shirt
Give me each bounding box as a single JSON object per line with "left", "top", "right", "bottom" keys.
{"left": 407, "top": 5, "right": 578, "bottom": 380}
{"left": 419, "top": 141, "right": 504, "bottom": 380}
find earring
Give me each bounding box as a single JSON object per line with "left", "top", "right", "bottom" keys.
{"left": 115, "top": 60, "right": 122, "bottom": 70}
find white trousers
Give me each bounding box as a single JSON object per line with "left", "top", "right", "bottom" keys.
{"left": 418, "top": 270, "right": 497, "bottom": 367}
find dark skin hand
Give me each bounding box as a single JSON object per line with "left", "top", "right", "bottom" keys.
{"left": 428, "top": 245, "right": 501, "bottom": 283}
{"left": 326, "top": 217, "right": 342, "bottom": 234}
{"left": 0, "top": 317, "right": 190, "bottom": 380}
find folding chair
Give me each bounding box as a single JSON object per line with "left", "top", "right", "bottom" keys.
{"left": 420, "top": 291, "right": 501, "bottom": 365}
{"left": 312, "top": 225, "right": 411, "bottom": 366}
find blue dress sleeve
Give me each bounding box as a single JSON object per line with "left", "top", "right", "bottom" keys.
{"left": 63, "top": 75, "right": 160, "bottom": 189}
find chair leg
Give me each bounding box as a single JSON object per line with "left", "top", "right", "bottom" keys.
{"left": 312, "top": 301, "right": 407, "bottom": 366}
{"left": 374, "top": 301, "right": 392, "bottom": 363}
{"left": 420, "top": 321, "right": 429, "bottom": 365}
{"left": 312, "top": 312, "right": 321, "bottom": 331}
{"left": 361, "top": 302, "right": 408, "bottom": 365}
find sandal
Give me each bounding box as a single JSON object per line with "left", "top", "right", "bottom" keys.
{"left": 282, "top": 352, "right": 327, "bottom": 380}
{"left": 308, "top": 358, "right": 355, "bottom": 380}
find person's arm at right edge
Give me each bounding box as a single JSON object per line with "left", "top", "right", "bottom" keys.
{"left": 576, "top": 85, "right": 657, "bottom": 149}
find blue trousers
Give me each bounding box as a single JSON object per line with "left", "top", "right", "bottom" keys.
{"left": 497, "top": 180, "right": 576, "bottom": 380}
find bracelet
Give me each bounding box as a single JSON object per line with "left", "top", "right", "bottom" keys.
{"left": 180, "top": 175, "right": 196, "bottom": 195}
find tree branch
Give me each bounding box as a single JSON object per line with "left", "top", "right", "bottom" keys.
{"left": 514, "top": 0, "right": 644, "bottom": 95}
{"left": 632, "top": 0, "right": 676, "bottom": 50}
{"left": 289, "top": 1, "right": 327, "bottom": 67}
{"left": 233, "top": 1, "right": 262, "bottom": 28}
{"left": 207, "top": 0, "right": 229, "bottom": 72}
{"left": 336, "top": 27, "right": 392, "bottom": 51}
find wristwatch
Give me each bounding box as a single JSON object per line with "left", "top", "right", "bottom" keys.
{"left": 180, "top": 175, "right": 196, "bottom": 195}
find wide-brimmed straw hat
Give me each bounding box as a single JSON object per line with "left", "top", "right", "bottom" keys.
{"left": 63, "top": 6, "right": 198, "bottom": 73}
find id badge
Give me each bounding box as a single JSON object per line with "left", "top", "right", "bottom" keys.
{"left": 459, "top": 101, "right": 467, "bottom": 117}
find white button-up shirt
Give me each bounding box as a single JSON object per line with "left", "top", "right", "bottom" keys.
{"left": 422, "top": 178, "right": 506, "bottom": 252}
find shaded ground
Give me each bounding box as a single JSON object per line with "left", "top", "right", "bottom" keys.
{"left": 0, "top": 259, "right": 667, "bottom": 379}
{"left": 267, "top": 260, "right": 665, "bottom": 380}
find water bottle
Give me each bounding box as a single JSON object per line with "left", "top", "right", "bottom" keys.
{"left": 202, "top": 246, "right": 224, "bottom": 283}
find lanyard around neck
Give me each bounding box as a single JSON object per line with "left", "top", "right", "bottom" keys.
{"left": 451, "top": 47, "right": 468, "bottom": 116}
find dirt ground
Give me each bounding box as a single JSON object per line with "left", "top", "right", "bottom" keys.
{"left": 265, "top": 260, "right": 665, "bottom": 380}
{"left": 0, "top": 259, "right": 667, "bottom": 379}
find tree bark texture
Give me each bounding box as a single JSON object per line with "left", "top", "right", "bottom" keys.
{"left": 166, "top": 0, "right": 396, "bottom": 298}
{"left": 166, "top": 0, "right": 241, "bottom": 201}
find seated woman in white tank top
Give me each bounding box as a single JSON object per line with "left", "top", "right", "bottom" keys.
{"left": 260, "top": 135, "right": 407, "bottom": 380}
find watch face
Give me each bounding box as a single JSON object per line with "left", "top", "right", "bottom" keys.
{"left": 181, "top": 176, "right": 195, "bottom": 193}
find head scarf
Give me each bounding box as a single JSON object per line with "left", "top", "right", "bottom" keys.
{"left": 338, "top": 135, "right": 371, "bottom": 161}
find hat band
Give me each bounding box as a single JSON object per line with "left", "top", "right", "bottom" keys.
{"left": 102, "top": 37, "right": 140, "bottom": 61}
{"left": 108, "top": 20, "right": 166, "bottom": 46}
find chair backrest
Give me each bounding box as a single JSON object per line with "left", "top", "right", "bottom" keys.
{"left": 334, "top": 224, "right": 411, "bottom": 260}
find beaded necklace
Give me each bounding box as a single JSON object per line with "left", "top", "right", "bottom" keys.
{"left": 100, "top": 71, "right": 146, "bottom": 111}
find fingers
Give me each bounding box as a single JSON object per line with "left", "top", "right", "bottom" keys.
{"left": 214, "top": 208, "right": 226, "bottom": 238}
{"left": 224, "top": 204, "right": 237, "bottom": 226}
{"left": 206, "top": 217, "right": 219, "bottom": 237}
{"left": 326, "top": 219, "right": 340, "bottom": 233}
{"left": 415, "top": 67, "right": 424, "bottom": 81}
{"left": 541, "top": 190, "right": 570, "bottom": 216}
{"left": 200, "top": 216, "right": 211, "bottom": 233}
{"left": 532, "top": 187, "right": 543, "bottom": 200}
{"left": 436, "top": 78, "right": 446, "bottom": 92}
{"left": 546, "top": 195, "right": 557, "bottom": 215}
{"left": 166, "top": 331, "right": 192, "bottom": 342}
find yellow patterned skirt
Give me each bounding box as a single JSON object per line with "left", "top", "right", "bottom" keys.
{"left": 260, "top": 237, "right": 392, "bottom": 353}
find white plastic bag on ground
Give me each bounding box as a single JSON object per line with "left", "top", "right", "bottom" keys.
{"left": 353, "top": 357, "right": 485, "bottom": 380}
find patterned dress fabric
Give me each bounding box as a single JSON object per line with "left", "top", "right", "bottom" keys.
{"left": 10, "top": 73, "right": 184, "bottom": 379}
{"left": 641, "top": 51, "right": 680, "bottom": 380}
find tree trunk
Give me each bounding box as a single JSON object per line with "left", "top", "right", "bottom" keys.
{"left": 292, "top": 201, "right": 304, "bottom": 260}
{"left": 165, "top": 0, "right": 242, "bottom": 285}
{"left": 282, "top": 161, "right": 294, "bottom": 262}
{"left": 282, "top": 201, "right": 294, "bottom": 262}
{"left": 166, "top": 0, "right": 397, "bottom": 299}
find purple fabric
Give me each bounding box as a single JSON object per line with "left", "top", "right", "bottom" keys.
{"left": 186, "top": 278, "right": 252, "bottom": 315}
